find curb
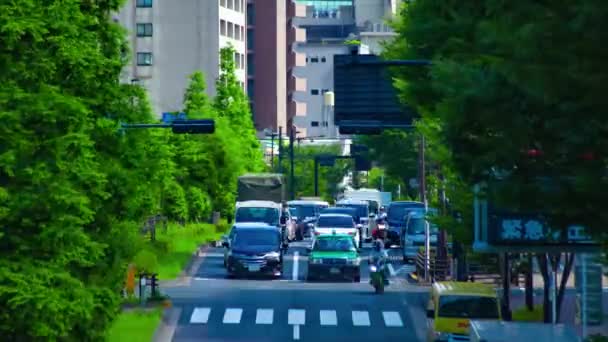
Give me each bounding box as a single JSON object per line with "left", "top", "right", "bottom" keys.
{"left": 152, "top": 307, "right": 181, "bottom": 342}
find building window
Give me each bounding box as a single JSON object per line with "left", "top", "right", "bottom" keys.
{"left": 247, "top": 3, "right": 255, "bottom": 24}
{"left": 227, "top": 0, "right": 233, "bottom": 10}
{"left": 311, "top": 89, "right": 319, "bottom": 95}
{"left": 136, "top": 52, "right": 153, "bottom": 66}
{"left": 241, "top": 26, "right": 245, "bottom": 41}
{"left": 321, "top": 89, "right": 329, "bottom": 94}
{"left": 241, "top": 0, "right": 245, "bottom": 12}
{"left": 228, "top": 22, "right": 234, "bottom": 38}
{"left": 234, "top": 52, "right": 240, "bottom": 69}
{"left": 323, "top": 121, "right": 329, "bottom": 127}
{"left": 220, "top": 20, "right": 226, "bottom": 36}
{"left": 136, "top": 23, "right": 153, "bottom": 37}
{"left": 136, "top": 0, "right": 152, "bottom": 8}
{"left": 235, "top": 0, "right": 240, "bottom": 12}
{"left": 321, "top": 57, "right": 326, "bottom": 62}
{"left": 220, "top": 0, "right": 226, "bottom": 7}
{"left": 247, "top": 79, "right": 254, "bottom": 98}
{"left": 247, "top": 29, "right": 254, "bottom": 49}
{"left": 311, "top": 121, "right": 319, "bottom": 127}
{"left": 235, "top": 24, "right": 241, "bottom": 40}
{"left": 310, "top": 57, "right": 319, "bottom": 63}
{"left": 247, "top": 54, "right": 254, "bottom": 76}
{"left": 241, "top": 54, "right": 245, "bottom": 69}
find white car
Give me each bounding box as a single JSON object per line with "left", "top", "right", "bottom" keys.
{"left": 313, "top": 213, "right": 361, "bottom": 248}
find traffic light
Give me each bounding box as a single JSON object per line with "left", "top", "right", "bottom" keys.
{"left": 171, "top": 119, "right": 215, "bottom": 134}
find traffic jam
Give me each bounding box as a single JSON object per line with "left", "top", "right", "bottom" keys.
{"left": 219, "top": 174, "right": 441, "bottom": 293}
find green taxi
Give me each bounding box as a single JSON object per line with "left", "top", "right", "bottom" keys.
{"left": 306, "top": 233, "right": 361, "bottom": 282}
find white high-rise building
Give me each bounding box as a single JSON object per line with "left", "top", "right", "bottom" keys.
{"left": 115, "top": 0, "right": 247, "bottom": 117}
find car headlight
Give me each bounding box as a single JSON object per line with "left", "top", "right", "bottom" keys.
{"left": 347, "top": 257, "right": 360, "bottom": 265}
{"left": 307, "top": 223, "right": 314, "bottom": 228}
{"left": 265, "top": 252, "right": 280, "bottom": 259}
{"left": 310, "top": 258, "right": 323, "bottom": 264}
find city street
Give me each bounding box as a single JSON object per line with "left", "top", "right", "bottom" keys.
{"left": 164, "top": 242, "right": 428, "bottom": 342}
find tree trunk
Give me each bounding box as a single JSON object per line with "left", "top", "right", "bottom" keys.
{"left": 538, "top": 253, "right": 551, "bottom": 323}
{"left": 556, "top": 253, "right": 575, "bottom": 322}
{"left": 501, "top": 253, "right": 512, "bottom": 320}
{"left": 525, "top": 253, "right": 534, "bottom": 310}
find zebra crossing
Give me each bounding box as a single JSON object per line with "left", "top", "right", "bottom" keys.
{"left": 187, "top": 306, "right": 406, "bottom": 328}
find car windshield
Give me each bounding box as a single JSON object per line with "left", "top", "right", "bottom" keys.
{"left": 337, "top": 204, "right": 368, "bottom": 219}
{"left": 313, "top": 237, "right": 356, "bottom": 252}
{"left": 291, "top": 205, "right": 316, "bottom": 218}
{"left": 407, "top": 217, "right": 439, "bottom": 235}
{"left": 233, "top": 230, "right": 279, "bottom": 247}
{"left": 317, "top": 216, "right": 354, "bottom": 228}
{"left": 438, "top": 295, "right": 500, "bottom": 319}
{"left": 387, "top": 204, "right": 425, "bottom": 222}
{"left": 235, "top": 207, "right": 279, "bottom": 225}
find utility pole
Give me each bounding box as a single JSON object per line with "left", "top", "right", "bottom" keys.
{"left": 418, "top": 134, "right": 427, "bottom": 205}
{"left": 278, "top": 126, "right": 283, "bottom": 173}
{"left": 289, "top": 125, "right": 296, "bottom": 200}
{"left": 270, "top": 132, "right": 275, "bottom": 169}
{"left": 314, "top": 157, "right": 319, "bottom": 196}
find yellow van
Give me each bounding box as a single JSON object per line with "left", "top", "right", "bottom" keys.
{"left": 426, "top": 281, "right": 501, "bottom": 341}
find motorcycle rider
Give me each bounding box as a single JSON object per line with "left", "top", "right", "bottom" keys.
{"left": 369, "top": 239, "right": 389, "bottom": 282}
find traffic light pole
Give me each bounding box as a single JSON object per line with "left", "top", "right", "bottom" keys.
{"left": 289, "top": 126, "right": 295, "bottom": 200}
{"left": 314, "top": 157, "right": 319, "bottom": 196}
{"left": 278, "top": 126, "right": 283, "bottom": 173}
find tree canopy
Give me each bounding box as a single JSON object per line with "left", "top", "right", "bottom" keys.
{"left": 0, "top": 2, "right": 264, "bottom": 340}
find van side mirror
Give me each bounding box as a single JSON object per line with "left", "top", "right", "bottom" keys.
{"left": 426, "top": 309, "right": 435, "bottom": 319}
{"left": 282, "top": 242, "right": 289, "bottom": 249}
{"left": 306, "top": 247, "right": 312, "bottom": 253}
{"left": 280, "top": 216, "right": 287, "bottom": 225}
{"left": 222, "top": 241, "right": 229, "bottom": 248}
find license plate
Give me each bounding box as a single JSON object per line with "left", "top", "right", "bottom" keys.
{"left": 248, "top": 265, "right": 261, "bottom": 272}
{"left": 330, "top": 267, "right": 340, "bottom": 274}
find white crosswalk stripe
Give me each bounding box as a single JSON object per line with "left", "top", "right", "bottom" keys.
{"left": 255, "top": 309, "right": 274, "bottom": 325}
{"left": 382, "top": 311, "right": 404, "bottom": 327}
{"left": 351, "top": 311, "right": 371, "bottom": 326}
{"left": 190, "top": 307, "right": 211, "bottom": 324}
{"left": 319, "top": 310, "right": 337, "bottom": 326}
{"left": 223, "top": 308, "right": 243, "bottom": 324}
{"left": 188, "top": 307, "right": 404, "bottom": 328}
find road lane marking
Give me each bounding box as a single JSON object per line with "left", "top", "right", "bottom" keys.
{"left": 288, "top": 309, "right": 306, "bottom": 325}
{"left": 319, "top": 310, "right": 337, "bottom": 326}
{"left": 190, "top": 308, "right": 211, "bottom": 324}
{"left": 255, "top": 309, "right": 273, "bottom": 324}
{"left": 293, "top": 325, "right": 300, "bottom": 340}
{"left": 382, "top": 311, "right": 403, "bottom": 327}
{"left": 387, "top": 263, "right": 396, "bottom": 276}
{"left": 292, "top": 251, "right": 299, "bottom": 281}
{"left": 351, "top": 311, "right": 370, "bottom": 326}
{"left": 222, "top": 308, "right": 243, "bottom": 324}
{"left": 198, "top": 252, "right": 225, "bottom": 258}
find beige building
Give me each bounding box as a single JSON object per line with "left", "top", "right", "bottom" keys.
{"left": 115, "top": 0, "right": 247, "bottom": 117}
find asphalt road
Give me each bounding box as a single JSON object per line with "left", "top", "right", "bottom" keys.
{"left": 164, "top": 240, "right": 427, "bottom": 342}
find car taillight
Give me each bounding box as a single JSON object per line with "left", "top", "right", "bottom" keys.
{"left": 314, "top": 231, "right": 321, "bottom": 235}
{"left": 348, "top": 231, "right": 356, "bottom": 236}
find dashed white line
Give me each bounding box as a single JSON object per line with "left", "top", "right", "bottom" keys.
{"left": 352, "top": 311, "right": 371, "bottom": 326}
{"left": 222, "top": 308, "right": 243, "bottom": 324}
{"left": 382, "top": 311, "right": 404, "bottom": 327}
{"left": 387, "top": 263, "right": 396, "bottom": 277}
{"left": 292, "top": 251, "right": 300, "bottom": 281}
{"left": 319, "top": 310, "right": 337, "bottom": 326}
{"left": 190, "top": 308, "right": 211, "bottom": 324}
{"left": 293, "top": 325, "right": 300, "bottom": 340}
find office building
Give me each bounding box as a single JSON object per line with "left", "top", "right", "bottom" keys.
{"left": 247, "top": 0, "right": 307, "bottom": 135}
{"left": 115, "top": 0, "right": 247, "bottom": 117}
{"left": 355, "top": 0, "right": 401, "bottom": 54}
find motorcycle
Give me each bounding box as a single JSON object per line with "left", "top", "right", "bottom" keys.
{"left": 371, "top": 219, "right": 388, "bottom": 245}
{"left": 369, "top": 259, "right": 389, "bottom": 294}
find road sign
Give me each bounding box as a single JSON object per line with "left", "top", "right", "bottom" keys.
{"left": 333, "top": 54, "right": 419, "bottom": 133}
{"left": 171, "top": 120, "right": 215, "bottom": 134}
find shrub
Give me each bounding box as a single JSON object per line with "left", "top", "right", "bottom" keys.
{"left": 133, "top": 250, "right": 158, "bottom": 274}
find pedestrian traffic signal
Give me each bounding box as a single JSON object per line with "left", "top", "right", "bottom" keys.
{"left": 171, "top": 119, "right": 215, "bottom": 134}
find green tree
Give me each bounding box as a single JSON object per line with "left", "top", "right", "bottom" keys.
{"left": 0, "top": 0, "right": 176, "bottom": 339}
{"left": 387, "top": 0, "right": 608, "bottom": 322}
